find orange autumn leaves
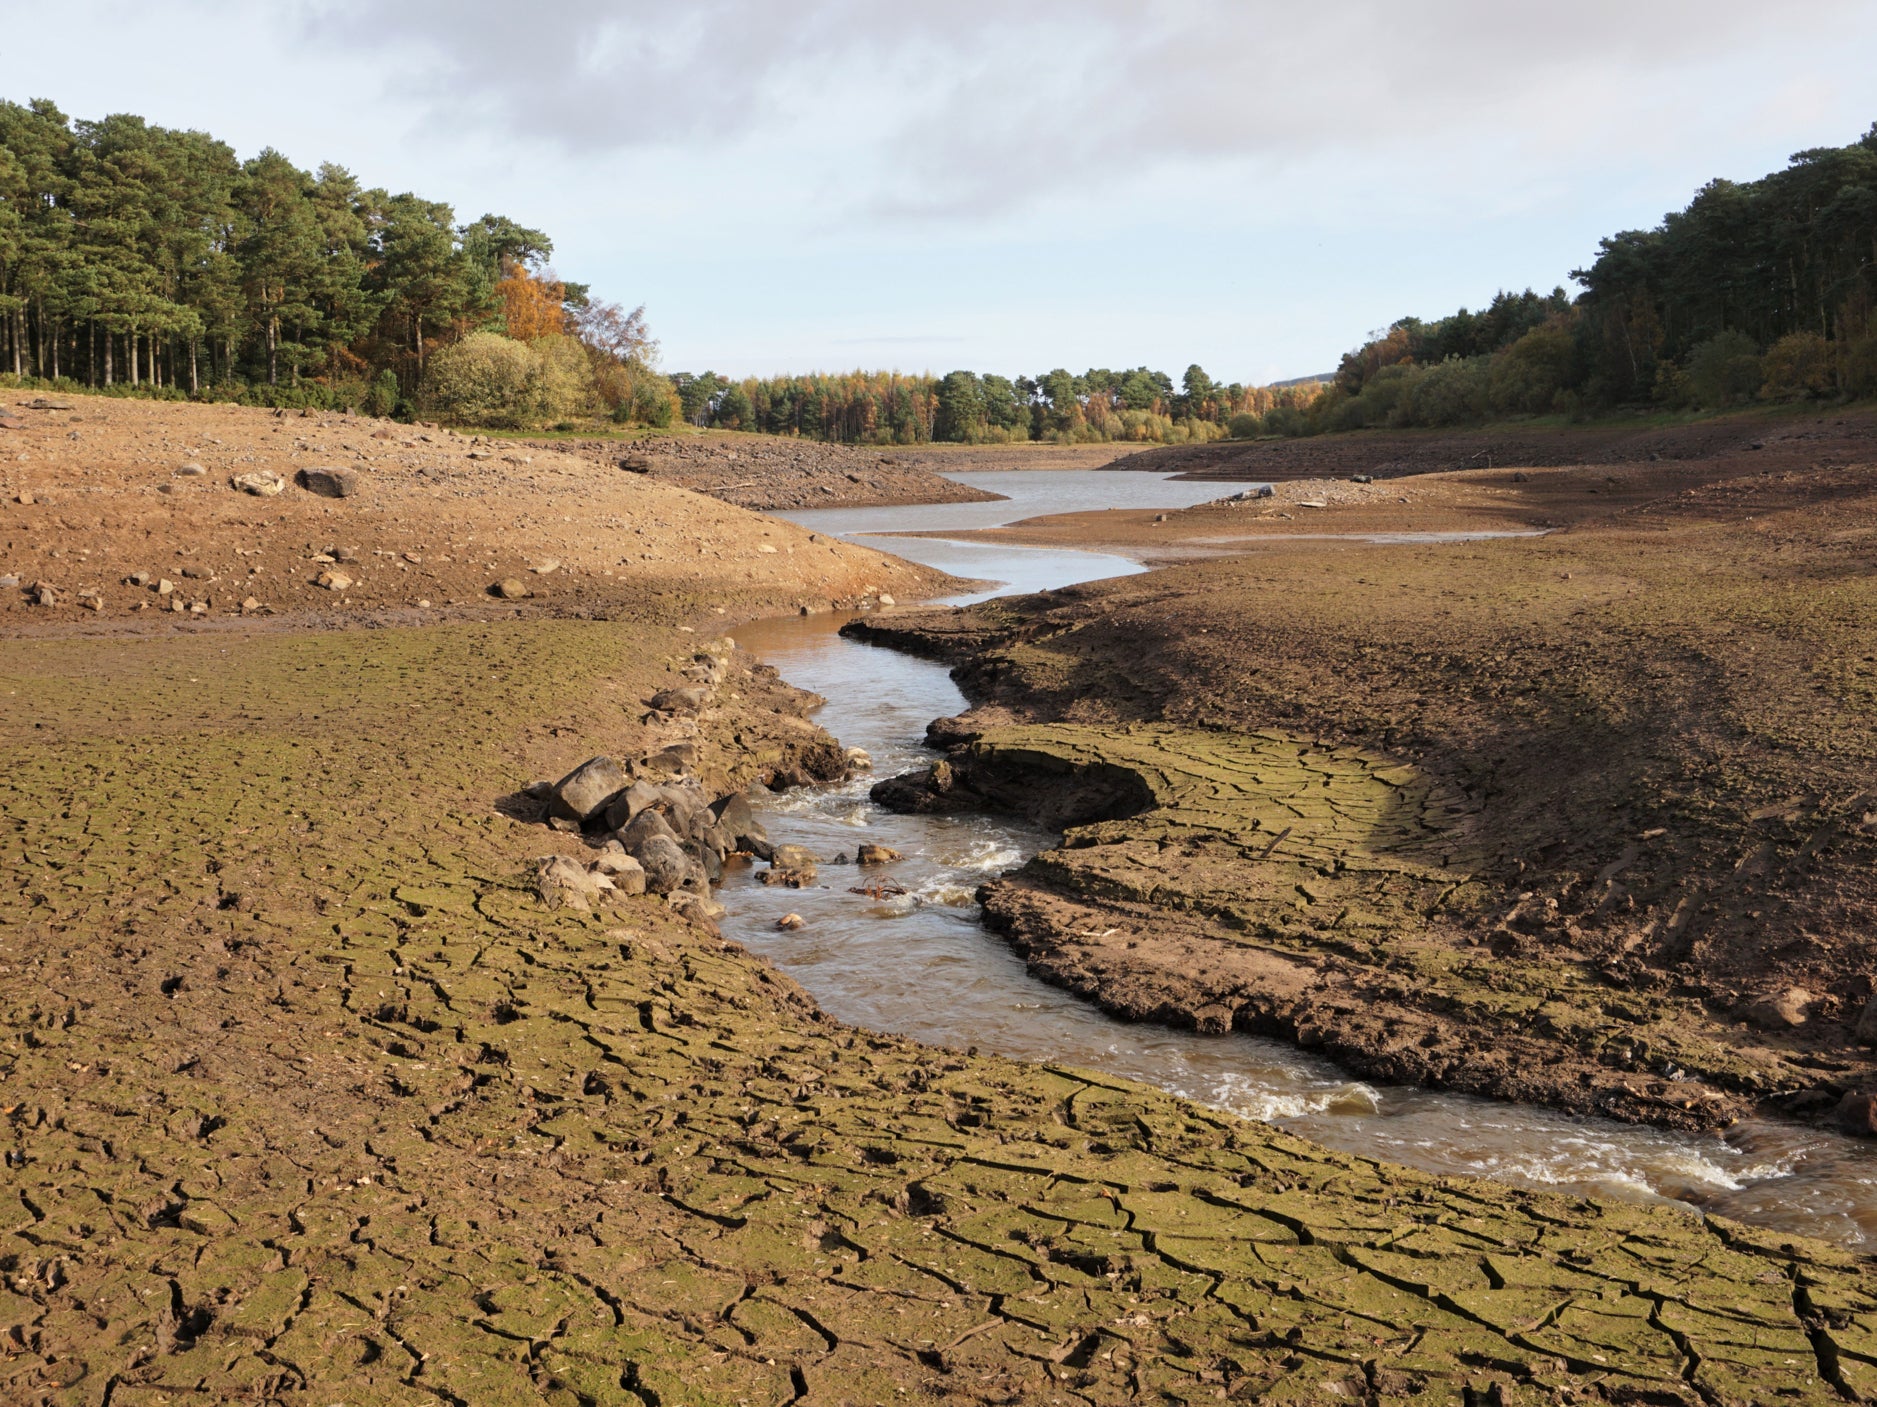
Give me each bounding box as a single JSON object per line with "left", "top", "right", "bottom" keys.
{"left": 496, "top": 263, "right": 568, "bottom": 344}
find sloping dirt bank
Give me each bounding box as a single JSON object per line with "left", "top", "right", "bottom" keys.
{"left": 5, "top": 395, "right": 1877, "bottom": 1403}
{"left": 0, "top": 395, "right": 947, "bottom": 629}
{"left": 852, "top": 454, "right": 1877, "bottom": 1139}
{"left": 523, "top": 435, "right": 1130, "bottom": 513}
{"left": 1106, "top": 404, "right": 1877, "bottom": 483}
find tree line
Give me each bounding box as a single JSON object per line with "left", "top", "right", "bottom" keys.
{"left": 674, "top": 122, "right": 1877, "bottom": 444}
{"left": 0, "top": 98, "right": 662, "bottom": 420}
{"left": 667, "top": 366, "right": 1326, "bottom": 446}
{"left": 1308, "top": 123, "right": 1877, "bottom": 433}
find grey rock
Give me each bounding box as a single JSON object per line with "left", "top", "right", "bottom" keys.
{"left": 492, "top": 578, "right": 531, "bottom": 600}
{"left": 601, "top": 779, "right": 663, "bottom": 832}
{"left": 591, "top": 850, "right": 647, "bottom": 895}
{"left": 648, "top": 686, "right": 710, "bottom": 714}
{"left": 298, "top": 465, "right": 363, "bottom": 498}
{"left": 618, "top": 807, "right": 682, "bottom": 856}
{"left": 633, "top": 834, "right": 695, "bottom": 895}
{"left": 549, "top": 755, "right": 632, "bottom": 824}
{"left": 857, "top": 844, "right": 901, "bottom": 866}
{"left": 535, "top": 854, "right": 598, "bottom": 911}
{"left": 771, "top": 844, "right": 820, "bottom": 869}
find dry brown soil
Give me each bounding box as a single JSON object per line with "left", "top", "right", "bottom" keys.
{"left": 855, "top": 424, "right": 1877, "bottom": 1137}
{"left": 4, "top": 395, "right": 1877, "bottom": 1404}
{"left": 1107, "top": 405, "right": 1877, "bottom": 482}
{"left": 523, "top": 434, "right": 1125, "bottom": 513}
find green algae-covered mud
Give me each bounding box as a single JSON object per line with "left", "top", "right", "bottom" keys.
{"left": 6, "top": 604, "right": 1877, "bottom": 1405}
{"left": 852, "top": 460, "right": 1877, "bottom": 1146}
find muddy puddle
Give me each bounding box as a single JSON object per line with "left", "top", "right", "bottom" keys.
{"left": 716, "top": 470, "right": 1877, "bottom": 1251}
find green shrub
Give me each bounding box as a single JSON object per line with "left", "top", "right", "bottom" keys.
{"left": 423, "top": 332, "right": 545, "bottom": 428}
{"left": 1759, "top": 332, "right": 1835, "bottom": 401}
{"left": 1683, "top": 330, "right": 1762, "bottom": 408}
{"left": 1228, "top": 412, "right": 1261, "bottom": 439}
{"left": 363, "top": 368, "right": 400, "bottom": 418}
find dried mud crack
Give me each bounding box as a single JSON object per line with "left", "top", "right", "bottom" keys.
{"left": 4, "top": 397, "right": 1877, "bottom": 1404}
{"left": 852, "top": 448, "right": 1877, "bottom": 1147}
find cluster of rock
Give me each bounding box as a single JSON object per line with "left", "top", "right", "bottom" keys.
{"left": 526, "top": 754, "right": 774, "bottom": 923}
{"left": 229, "top": 464, "right": 364, "bottom": 499}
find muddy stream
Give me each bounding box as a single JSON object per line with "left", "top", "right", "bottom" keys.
{"left": 715, "top": 470, "right": 1877, "bottom": 1252}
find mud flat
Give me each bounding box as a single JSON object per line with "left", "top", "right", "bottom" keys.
{"left": 3, "top": 394, "right": 1877, "bottom": 1404}
{"left": 1106, "top": 405, "right": 1877, "bottom": 483}
{"left": 854, "top": 451, "right": 1877, "bottom": 1142}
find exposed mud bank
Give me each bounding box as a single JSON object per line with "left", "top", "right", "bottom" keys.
{"left": 849, "top": 456, "right": 1877, "bottom": 1142}
{"left": 7, "top": 394, "right": 1877, "bottom": 1402}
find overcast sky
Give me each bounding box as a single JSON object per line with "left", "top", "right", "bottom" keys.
{"left": 10, "top": 1, "right": 1877, "bottom": 382}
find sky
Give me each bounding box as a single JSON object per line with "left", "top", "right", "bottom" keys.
{"left": 9, "top": 0, "right": 1877, "bottom": 383}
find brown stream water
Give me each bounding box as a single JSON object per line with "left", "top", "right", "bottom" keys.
{"left": 715, "top": 471, "right": 1877, "bottom": 1252}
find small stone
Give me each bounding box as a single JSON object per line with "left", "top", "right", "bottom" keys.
{"left": 188, "top": 601, "right": 209, "bottom": 616}
{"left": 332, "top": 546, "right": 361, "bottom": 564}
{"left": 402, "top": 552, "right": 423, "bottom": 564}
{"left": 297, "top": 464, "right": 363, "bottom": 498}
{"left": 761, "top": 865, "right": 816, "bottom": 888}
{"left": 241, "top": 597, "right": 261, "bottom": 612}
{"left": 1746, "top": 986, "right": 1812, "bottom": 1030}
{"left": 175, "top": 462, "right": 207, "bottom": 477}
{"left": 879, "top": 594, "right": 895, "bottom": 606}
{"left": 231, "top": 470, "right": 285, "bottom": 496}
{"left": 758, "top": 544, "right": 778, "bottom": 554}
{"left": 535, "top": 854, "right": 598, "bottom": 911}
{"left": 845, "top": 747, "right": 873, "bottom": 770}
{"left": 492, "top": 578, "right": 530, "bottom": 600}
{"left": 315, "top": 570, "right": 353, "bottom": 592}
{"left": 776, "top": 913, "right": 806, "bottom": 931}
{"left": 648, "top": 686, "right": 709, "bottom": 714}
{"left": 857, "top": 844, "right": 900, "bottom": 866}
{"left": 591, "top": 851, "right": 648, "bottom": 896}
{"left": 529, "top": 559, "right": 561, "bottom": 575}
{"left": 156, "top": 578, "right": 175, "bottom": 596}
{"left": 30, "top": 582, "right": 55, "bottom": 607}
{"left": 0, "top": 574, "right": 17, "bottom": 589}
{"left": 1854, "top": 991, "right": 1877, "bottom": 1046}
{"left": 79, "top": 592, "right": 104, "bottom": 613}
{"left": 669, "top": 890, "right": 727, "bottom": 922}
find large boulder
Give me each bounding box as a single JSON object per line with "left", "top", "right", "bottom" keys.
{"left": 601, "top": 779, "right": 663, "bottom": 832}
{"left": 549, "top": 756, "right": 632, "bottom": 824}
{"left": 618, "top": 807, "right": 682, "bottom": 856}
{"left": 633, "top": 835, "right": 695, "bottom": 895}
{"left": 770, "top": 844, "right": 821, "bottom": 870}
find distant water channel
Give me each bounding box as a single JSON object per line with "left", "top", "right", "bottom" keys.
{"left": 714, "top": 470, "right": 1877, "bottom": 1252}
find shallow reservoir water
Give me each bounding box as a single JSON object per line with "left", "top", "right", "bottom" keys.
{"left": 715, "top": 470, "right": 1877, "bottom": 1251}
